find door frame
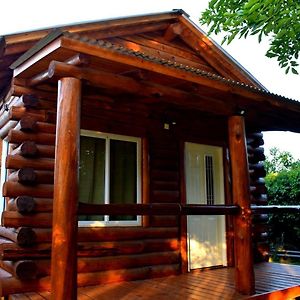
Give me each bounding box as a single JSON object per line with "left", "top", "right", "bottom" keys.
{"left": 180, "top": 141, "right": 230, "bottom": 272}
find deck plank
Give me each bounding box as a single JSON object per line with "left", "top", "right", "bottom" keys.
{"left": 9, "top": 263, "right": 300, "bottom": 300}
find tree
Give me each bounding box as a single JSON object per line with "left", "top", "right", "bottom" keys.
{"left": 265, "top": 148, "right": 300, "bottom": 249}
{"left": 201, "top": 0, "right": 300, "bottom": 74}
{"left": 264, "top": 147, "right": 300, "bottom": 173}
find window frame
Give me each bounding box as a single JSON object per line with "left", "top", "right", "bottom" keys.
{"left": 79, "top": 129, "right": 142, "bottom": 227}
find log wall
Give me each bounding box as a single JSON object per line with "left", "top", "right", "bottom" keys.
{"left": 246, "top": 132, "right": 269, "bottom": 261}
{"left": 0, "top": 90, "right": 269, "bottom": 296}
{"left": 0, "top": 89, "right": 229, "bottom": 296}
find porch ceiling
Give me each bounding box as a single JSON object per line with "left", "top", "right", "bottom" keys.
{"left": 11, "top": 33, "right": 300, "bottom": 133}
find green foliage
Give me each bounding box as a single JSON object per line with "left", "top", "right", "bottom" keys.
{"left": 201, "top": 0, "right": 300, "bottom": 74}
{"left": 265, "top": 148, "right": 300, "bottom": 248}
{"left": 265, "top": 147, "right": 300, "bottom": 173}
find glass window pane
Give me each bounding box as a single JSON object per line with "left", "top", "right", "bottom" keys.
{"left": 109, "top": 139, "right": 137, "bottom": 221}
{"left": 79, "top": 136, "right": 105, "bottom": 221}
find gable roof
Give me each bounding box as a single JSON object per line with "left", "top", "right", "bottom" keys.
{"left": 1, "top": 10, "right": 300, "bottom": 132}
{"left": 1, "top": 9, "right": 265, "bottom": 97}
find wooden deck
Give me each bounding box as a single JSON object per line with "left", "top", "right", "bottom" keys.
{"left": 9, "top": 263, "right": 300, "bottom": 300}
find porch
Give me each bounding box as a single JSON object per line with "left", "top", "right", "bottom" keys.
{"left": 8, "top": 263, "right": 300, "bottom": 299}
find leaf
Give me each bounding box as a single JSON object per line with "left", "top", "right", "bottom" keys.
{"left": 291, "top": 68, "right": 299, "bottom": 74}
{"left": 285, "top": 66, "right": 290, "bottom": 74}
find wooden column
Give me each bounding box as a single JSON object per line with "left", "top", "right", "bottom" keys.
{"left": 51, "top": 77, "right": 81, "bottom": 300}
{"left": 228, "top": 116, "right": 255, "bottom": 295}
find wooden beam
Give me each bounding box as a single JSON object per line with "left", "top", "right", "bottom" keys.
{"left": 27, "top": 53, "right": 89, "bottom": 86}
{"left": 50, "top": 77, "right": 81, "bottom": 300}
{"left": 178, "top": 15, "right": 261, "bottom": 86}
{"left": 163, "top": 23, "right": 183, "bottom": 41}
{"left": 47, "top": 61, "right": 232, "bottom": 115}
{"left": 251, "top": 205, "right": 300, "bottom": 214}
{"left": 58, "top": 36, "right": 300, "bottom": 114}
{"left": 78, "top": 203, "right": 240, "bottom": 216}
{"left": 228, "top": 115, "right": 255, "bottom": 295}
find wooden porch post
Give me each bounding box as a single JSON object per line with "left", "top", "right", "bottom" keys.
{"left": 228, "top": 115, "right": 255, "bottom": 295}
{"left": 51, "top": 77, "right": 81, "bottom": 300}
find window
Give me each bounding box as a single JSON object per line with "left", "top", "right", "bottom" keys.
{"left": 79, "top": 130, "right": 141, "bottom": 226}
{"left": 205, "top": 155, "right": 215, "bottom": 205}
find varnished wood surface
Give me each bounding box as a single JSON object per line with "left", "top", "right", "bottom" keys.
{"left": 228, "top": 116, "right": 255, "bottom": 295}
{"left": 8, "top": 263, "right": 300, "bottom": 300}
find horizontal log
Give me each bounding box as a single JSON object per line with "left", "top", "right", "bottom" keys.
{"left": 0, "top": 238, "right": 179, "bottom": 260}
{"left": 11, "top": 141, "right": 38, "bottom": 157}
{"left": 151, "top": 170, "right": 179, "bottom": 181}
{"left": 15, "top": 226, "right": 178, "bottom": 245}
{"left": 13, "top": 95, "right": 40, "bottom": 109}
{"left": 3, "top": 181, "right": 53, "bottom": 198}
{"left": 151, "top": 215, "right": 178, "bottom": 227}
{"left": 0, "top": 264, "right": 179, "bottom": 296}
{"left": 8, "top": 169, "right": 54, "bottom": 185}
{"left": 6, "top": 155, "right": 54, "bottom": 170}
{"left": 78, "top": 203, "right": 240, "bottom": 216}
{"left": 7, "top": 197, "right": 53, "bottom": 214}
{"left": 28, "top": 53, "right": 90, "bottom": 86}
{"left": 0, "top": 260, "right": 38, "bottom": 279}
{"left": 252, "top": 214, "right": 268, "bottom": 223}
{"left": 11, "top": 142, "right": 55, "bottom": 158}
{"left": 34, "top": 251, "right": 179, "bottom": 277}
{"left": 250, "top": 185, "right": 268, "bottom": 195}
{"left": 77, "top": 238, "right": 180, "bottom": 257}
{"left": 80, "top": 263, "right": 179, "bottom": 287}
{"left": 16, "top": 227, "right": 37, "bottom": 247}
{"left": 247, "top": 132, "right": 263, "bottom": 140}
{"left": 151, "top": 191, "right": 180, "bottom": 203}
{"left": 250, "top": 178, "right": 265, "bottom": 186}
{"left": 251, "top": 205, "right": 300, "bottom": 214}
{"left": 251, "top": 196, "right": 268, "bottom": 206}
{"left": 48, "top": 61, "right": 233, "bottom": 115}
{"left": 249, "top": 163, "right": 265, "bottom": 171}
{"left": 152, "top": 181, "right": 178, "bottom": 191}
{"left": 2, "top": 211, "right": 52, "bottom": 228}
{"left": 248, "top": 152, "right": 266, "bottom": 164}
{"left": 6, "top": 130, "right": 55, "bottom": 145}
{"left": 249, "top": 168, "right": 266, "bottom": 179}
{"left": 246, "top": 136, "right": 264, "bottom": 147}
{"left": 0, "top": 274, "right": 50, "bottom": 296}
{"left": 15, "top": 118, "right": 56, "bottom": 134}
{"left": 8, "top": 168, "right": 37, "bottom": 185}
{"left": 9, "top": 106, "right": 48, "bottom": 122}
{"left": 0, "top": 120, "right": 18, "bottom": 139}
{"left": 15, "top": 116, "right": 37, "bottom": 132}
{"left": 7, "top": 196, "right": 36, "bottom": 214}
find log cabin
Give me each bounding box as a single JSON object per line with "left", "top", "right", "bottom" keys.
{"left": 0, "top": 9, "right": 300, "bottom": 299}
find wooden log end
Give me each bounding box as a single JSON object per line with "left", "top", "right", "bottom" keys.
{"left": 17, "top": 227, "right": 37, "bottom": 247}
{"left": 19, "top": 141, "right": 39, "bottom": 158}
{"left": 15, "top": 260, "right": 38, "bottom": 279}
{"left": 17, "top": 168, "right": 37, "bottom": 185}
{"left": 15, "top": 196, "right": 36, "bottom": 214}
{"left": 20, "top": 95, "right": 39, "bottom": 108}
{"left": 19, "top": 116, "right": 38, "bottom": 132}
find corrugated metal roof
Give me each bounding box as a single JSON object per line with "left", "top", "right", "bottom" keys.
{"left": 61, "top": 31, "right": 299, "bottom": 105}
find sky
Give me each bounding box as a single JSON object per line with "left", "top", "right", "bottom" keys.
{"left": 1, "top": 0, "right": 300, "bottom": 158}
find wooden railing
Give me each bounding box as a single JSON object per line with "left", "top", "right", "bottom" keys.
{"left": 77, "top": 202, "right": 300, "bottom": 216}
{"left": 78, "top": 202, "right": 240, "bottom": 216}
